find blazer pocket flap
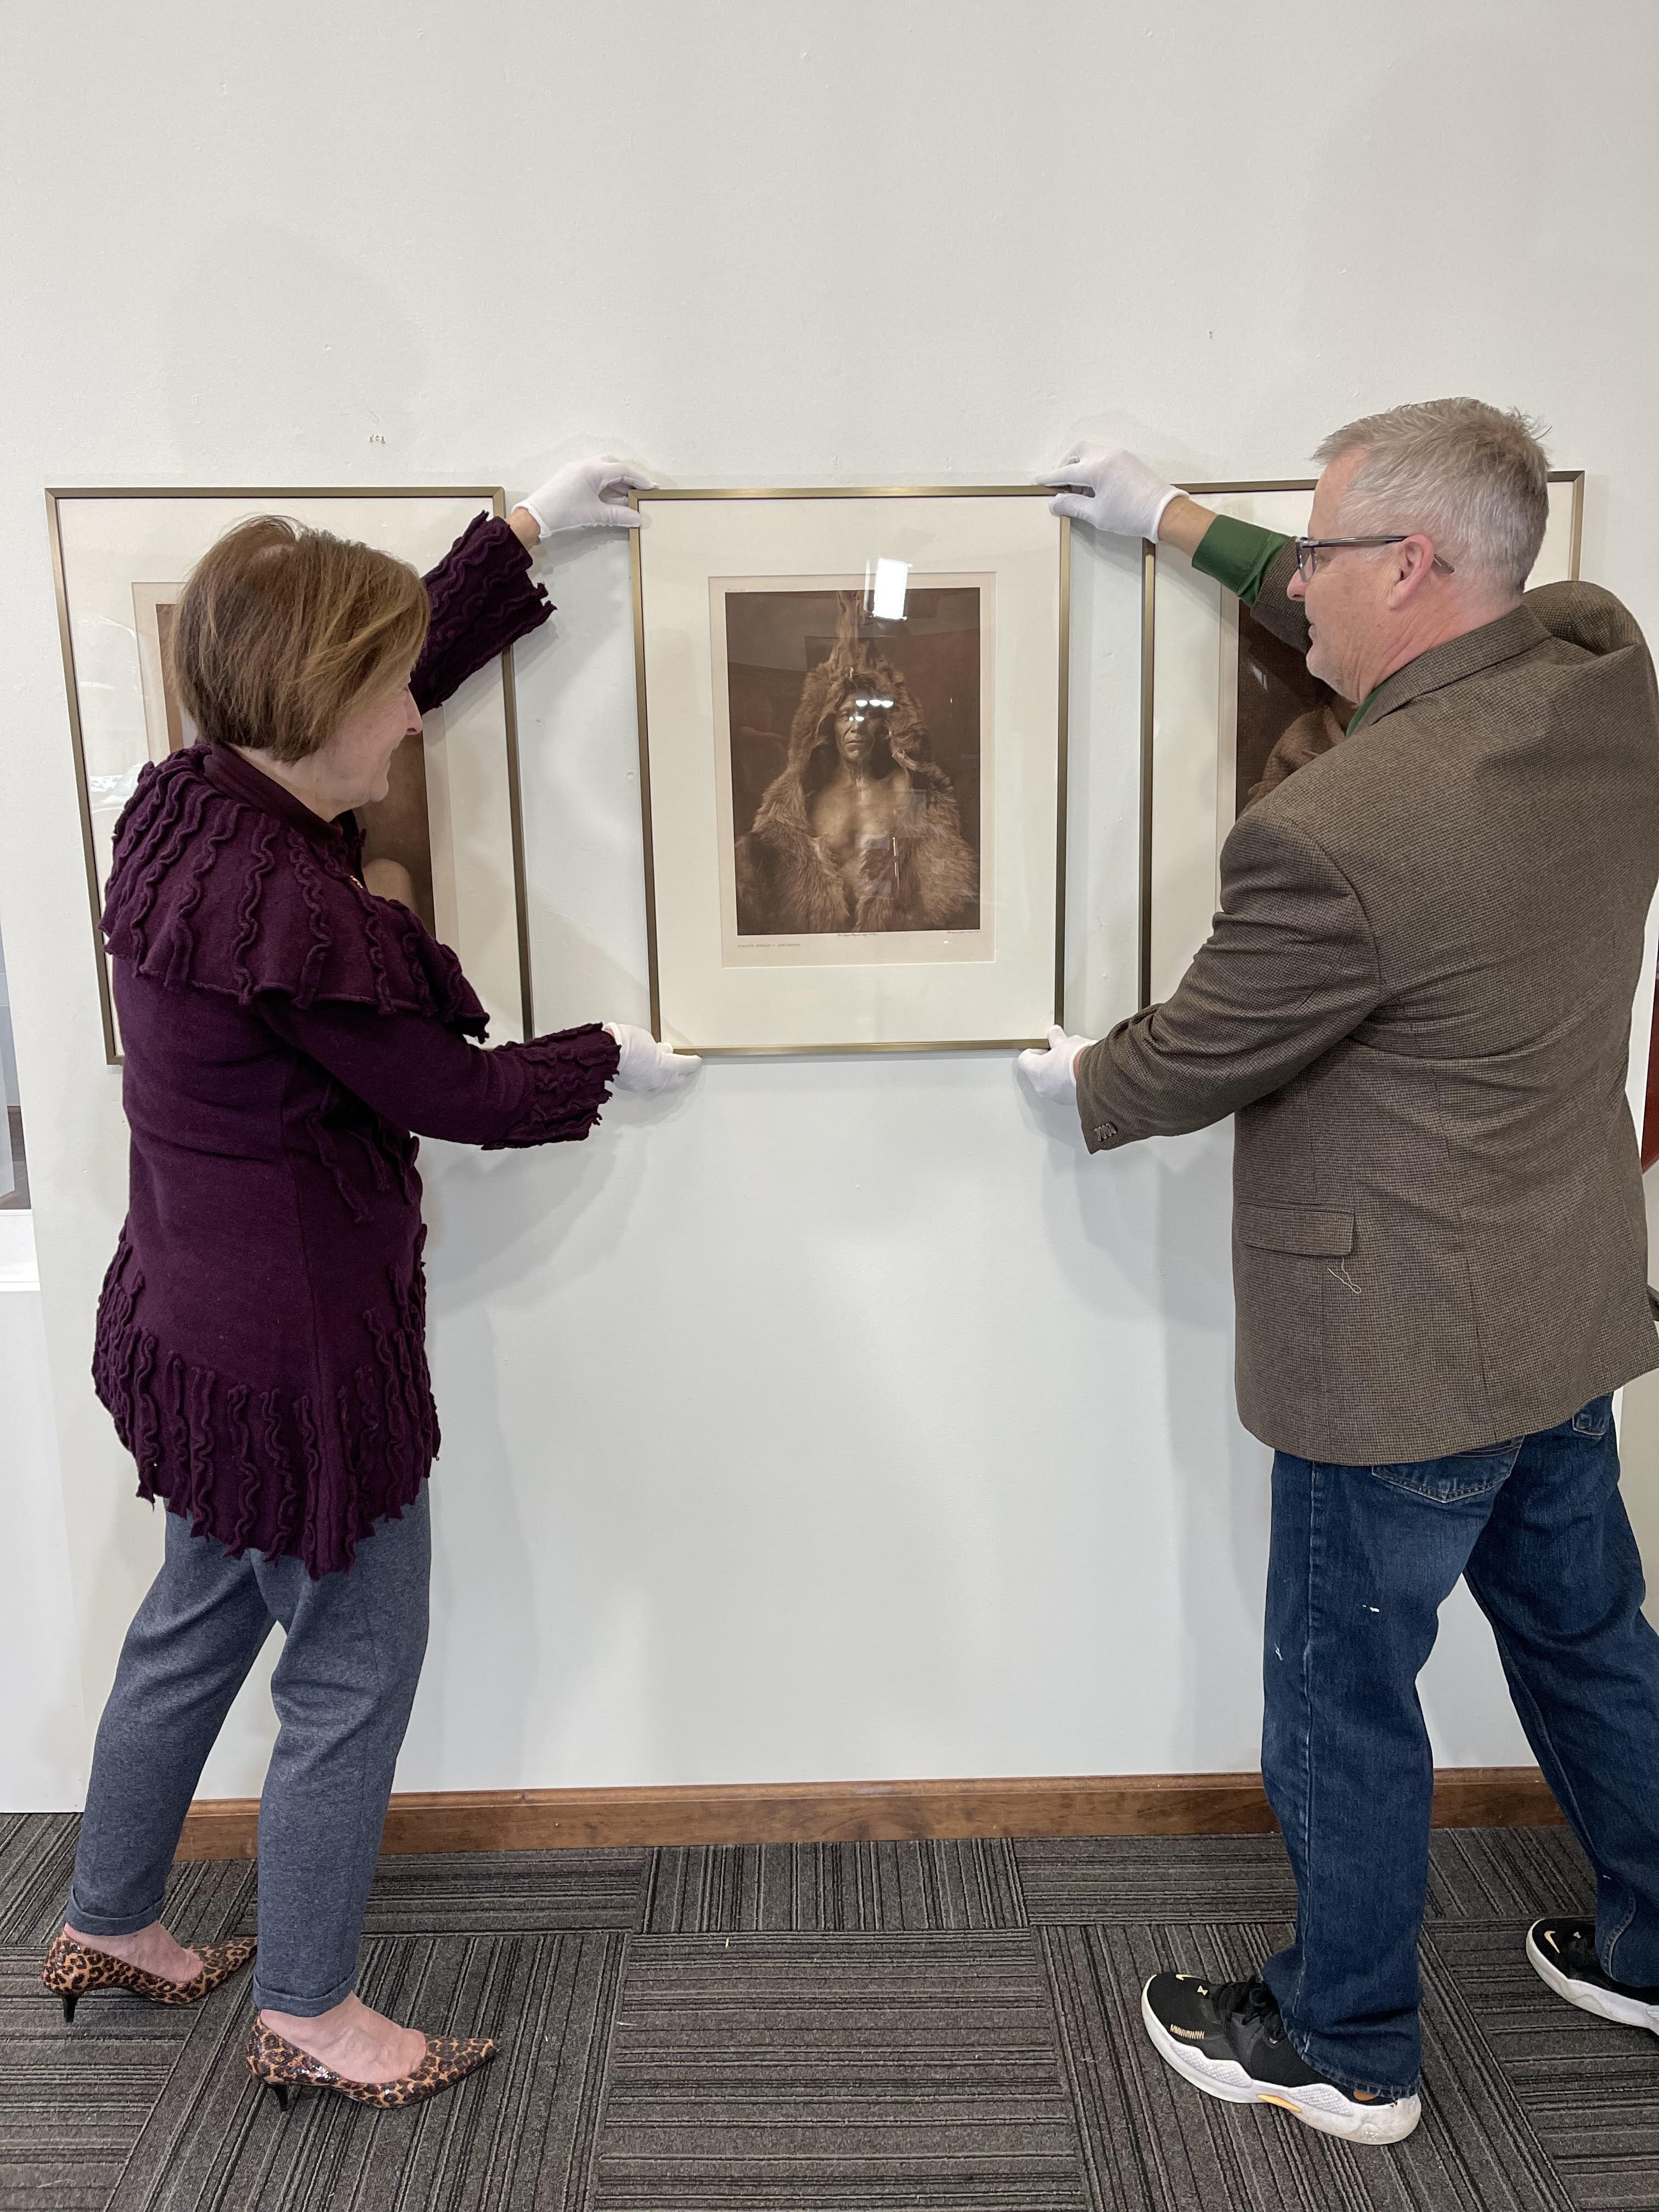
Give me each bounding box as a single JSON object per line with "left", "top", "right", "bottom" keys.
{"left": 1237, "top": 1203, "right": 1355, "bottom": 1257}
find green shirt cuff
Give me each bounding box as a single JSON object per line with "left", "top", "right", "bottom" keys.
{"left": 1191, "top": 516, "right": 1293, "bottom": 608}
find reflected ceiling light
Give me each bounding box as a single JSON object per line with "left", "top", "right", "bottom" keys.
{"left": 870, "top": 557, "right": 910, "bottom": 620}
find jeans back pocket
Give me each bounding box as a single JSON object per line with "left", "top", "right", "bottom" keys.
{"left": 1571, "top": 1395, "right": 1613, "bottom": 1439}
{"left": 1365, "top": 1437, "right": 1523, "bottom": 1505}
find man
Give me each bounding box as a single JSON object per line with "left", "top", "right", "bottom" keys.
{"left": 735, "top": 597, "right": 977, "bottom": 935}
{"left": 1023, "top": 402, "right": 1659, "bottom": 2146}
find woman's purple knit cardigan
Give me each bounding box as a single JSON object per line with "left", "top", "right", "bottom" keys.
{"left": 93, "top": 515, "right": 619, "bottom": 1577}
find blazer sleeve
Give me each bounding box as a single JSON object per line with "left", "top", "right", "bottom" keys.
{"left": 259, "top": 996, "right": 619, "bottom": 1149}
{"left": 410, "top": 512, "right": 554, "bottom": 713}
{"left": 1075, "top": 807, "right": 1382, "bottom": 1152}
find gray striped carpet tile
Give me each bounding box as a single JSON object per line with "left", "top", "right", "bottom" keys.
{"left": 0, "top": 1951, "right": 204, "bottom": 2212}
{"left": 643, "top": 1839, "right": 1028, "bottom": 1934}
{"left": 1013, "top": 1835, "right": 1299, "bottom": 1926}
{"left": 1015, "top": 1828, "right": 1598, "bottom": 1934}
{"left": 1423, "top": 1828, "right": 1596, "bottom": 1928}
{"left": 589, "top": 1929, "right": 1088, "bottom": 2210}
{"left": 1425, "top": 1922, "right": 1659, "bottom": 2211}
{"left": 1412, "top": 1934, "right": 1578, "bottom": 2212}
{"left": 359, "top": 1849, "right": 651, "bottom": 1936}
{"left": 3, "top": 1819, "right": 1656, "bottom": 2211}
{"left": 1046, "top": 1919, "right": 1576, "bottom": 2212}
{"left": 0, "top": 1816, "right": 83, "bottom": 1946}
{"left": 0, "top": 1816, "right": 256, "bottom": 1954}
{"left": 102, "top": 1932, "right": 625, "bottom": 2212}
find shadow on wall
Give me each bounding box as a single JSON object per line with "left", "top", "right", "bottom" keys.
{"left": 416, "top": 1124, "right": 622, "bottom": 1787}
{"left": 1030, "top": 1087, "right": 1270, "bottom": 1770}
{"left": 0, "top": 1273, "right": 87, "bottom": 1808}
{"left": 1149, "top": 1127, "right": 1274, "bottom": 1760}
{"left": 413, "top": 1076, "right": 721, "bottom": 1788}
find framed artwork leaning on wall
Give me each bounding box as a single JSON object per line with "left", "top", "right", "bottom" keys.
{"left": 47, "top": 487, "right": 534, "bottom": 1063}
{"left": 629, "top": 487, "right": 1071, "bottom": 1053}
{"left": 1138, "top": 471, "right": 1585, "bottom": 1006}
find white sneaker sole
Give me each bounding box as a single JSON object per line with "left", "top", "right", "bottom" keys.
{"left": 1139, "top": 1982, "right": 1421, "bottom": 2145}
{"left": 1527, "top": 1928, "right": 1659, "bottom": 2035}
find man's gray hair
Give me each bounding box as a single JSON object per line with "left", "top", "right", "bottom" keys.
{"left": 1314, "top": 398, "right": 1550, "bottom": 596}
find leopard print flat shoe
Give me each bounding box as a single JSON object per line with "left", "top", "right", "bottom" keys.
{"left": 247, "top": 2021, "right": 499, "bottom": 2112}
{"left": 42, "top": 1928, "right": 257, "bottom": 2023}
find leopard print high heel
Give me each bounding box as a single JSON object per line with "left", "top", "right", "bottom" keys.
{"left": 246, "top": 2021, "right": 498, "bottom": 2111}
{"left": 42, "top": 1928, "right": 257, "bottom": 2022}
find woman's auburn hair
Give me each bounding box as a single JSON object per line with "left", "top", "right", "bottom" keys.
{"left": 169, "top": 515, "right": 431, "bottom": 763}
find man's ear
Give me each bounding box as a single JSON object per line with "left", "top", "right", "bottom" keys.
{"left": 1386, "top": 535, "right": 1439, "bottom": 608}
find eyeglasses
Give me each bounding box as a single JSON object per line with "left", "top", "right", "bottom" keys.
{"left": 1293, "top": 535, "right": 1455, "bottom": 582}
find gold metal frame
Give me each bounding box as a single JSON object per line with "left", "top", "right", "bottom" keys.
{"left": 44, "top": 485, "right": 532, "bottom": 1064}
{"left": 1136, "top": 469, "right": 1587, "bottom": 1008}
{"left": 628, "top": 485, "right": 1070, "bottom": 1056}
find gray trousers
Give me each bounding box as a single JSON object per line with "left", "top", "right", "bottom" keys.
{"left": 67, "top": 1488, "right": 430, "bottom": 2016}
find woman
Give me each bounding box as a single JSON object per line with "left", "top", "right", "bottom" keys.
{"left": 41, "top": 459, "right": 693, "bottom": 2111}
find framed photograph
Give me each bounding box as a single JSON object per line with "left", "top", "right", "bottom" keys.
{"left": 629, "top": 488, "right": 1069, "bottom": 1053}
{"left": 47, "top": 487, "right": 534, "bottom": 1063}
{"left": 1139, "top": 472, "right": 1585, "bottom": 1005}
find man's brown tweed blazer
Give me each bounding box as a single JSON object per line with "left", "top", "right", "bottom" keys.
{"left": 1076, "top": 544, "right": 1659, "bottom": 1464}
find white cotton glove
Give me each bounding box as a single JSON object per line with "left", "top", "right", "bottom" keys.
{"left": 603, "top": 1022, "right": 700, "bottom": 1093}
{"left": 1017, "top": 1026, "right": 1095, "bottom": 1101}
{"left": 1040, "top": 445, "right": 1181, "bottom": 539}
{"left": 517, "top": 455, "right": 653, "bottom": 540}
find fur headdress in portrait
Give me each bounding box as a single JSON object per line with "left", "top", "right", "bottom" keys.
{"left": 734, "top": 595, "right": 979, "bottom": 935}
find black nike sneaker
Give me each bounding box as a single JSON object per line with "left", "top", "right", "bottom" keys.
{"left": 1527, "top": 1918, "right": 1659, "bottom": 2035}
{"left": 1141, "top": 1971, "right": 1420, "bottom": 2144}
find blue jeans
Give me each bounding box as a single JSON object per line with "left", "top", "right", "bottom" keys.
{"left": 1261, "top": 1397, "right": 1659, "bottom": 2100}
{"left": 68, "top": 1490, "right": 430, "bottom": 2016}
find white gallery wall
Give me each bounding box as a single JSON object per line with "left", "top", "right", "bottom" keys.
{"left": 3, "top": 0, "right": 1658, "bottom": 1809}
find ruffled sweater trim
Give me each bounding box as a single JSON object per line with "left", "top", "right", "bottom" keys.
{"left": 486, "top": 1023, "right": 620, "bottom": 1148}
{"left": 410, "top": 510, "right": 552, "bottom": 713}
{"left": 102, "top": 746, "right": 490, "bottom": 1036}
{"left": 93, "top": 1224, "right": 437, "bottom": 1577}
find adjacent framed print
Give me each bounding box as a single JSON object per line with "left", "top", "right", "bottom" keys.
{"left": 629, "top": 488, "right": 1069, "bottom": 1053}
{"left": 47, "top": 487, "right": 534, "bottom": 1063}
{"left": 1139, "top": 471, "right": 1585, "bottom": 1005}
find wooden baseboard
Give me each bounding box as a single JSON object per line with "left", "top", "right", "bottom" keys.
{"left": 172, "top": 1765, "right": 1562, "bottom": 1863}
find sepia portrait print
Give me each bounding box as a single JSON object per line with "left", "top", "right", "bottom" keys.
{"left": 723, "top": 585, "right": 982, "bottom": 942}
{"left": 1233, "top": 601, "right": 1353, "bottom": 819}
{"left": 133, "top": 583, "right": 442, "bottom": 934}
